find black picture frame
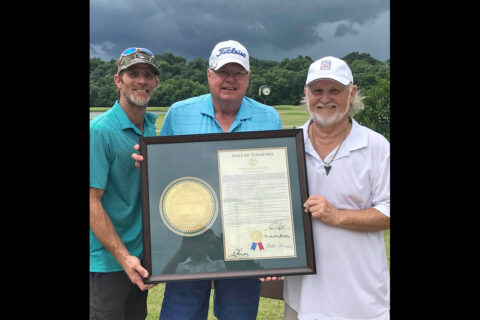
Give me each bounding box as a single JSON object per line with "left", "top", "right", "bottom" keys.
{"left": 139, "top": 129, "right": 315, "bottom": 283}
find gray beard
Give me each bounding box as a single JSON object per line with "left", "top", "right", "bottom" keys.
{"left": 125, "top": 92, "right": 150, "bottom": 108}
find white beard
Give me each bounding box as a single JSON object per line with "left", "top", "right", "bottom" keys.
{"left": 308, "top": 99, "right": 350, "bottom": 127}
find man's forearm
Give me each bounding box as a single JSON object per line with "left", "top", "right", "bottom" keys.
{"left": 90, "top": 190, "right": 130, "bottom": 267}
{"left": 335, "top": 207, "right": 390, "bottom": 232}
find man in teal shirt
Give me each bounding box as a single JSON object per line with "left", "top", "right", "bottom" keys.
{"left": 90, "top": 47, "right": 160, "bottom": 320}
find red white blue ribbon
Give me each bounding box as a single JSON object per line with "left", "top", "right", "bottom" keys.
{"left": 250, "top": 241, "right": 264, "bottom": 251}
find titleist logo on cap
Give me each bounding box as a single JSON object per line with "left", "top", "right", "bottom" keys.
{"left": 209, "top": 40, "right": 250, "bottom": 72}
{"left": 216, "top": 47, "right": 247, "bottom": 58}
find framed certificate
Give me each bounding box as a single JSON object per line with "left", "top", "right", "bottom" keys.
{"left": 139, "top": 129, "right": 315, "bottom": 283}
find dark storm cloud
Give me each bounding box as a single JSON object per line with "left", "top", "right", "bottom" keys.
{"left": 335, "top": 23, "right": 359, "bottom": 37}
{"left": 90, "top": 0, "right": 389, "bottom": 61}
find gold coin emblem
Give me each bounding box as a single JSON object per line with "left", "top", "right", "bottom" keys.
{"left": 160, "top": 177, "right": 218, "bottom": 236}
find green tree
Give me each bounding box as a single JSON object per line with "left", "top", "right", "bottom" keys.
{"left": 151, "top": 78, "right": 208, "bottom": 107}
{"left": 342, "top": 52, "right": 382, "bottom": 66}
{"left": 89, "top": 48, "right": 390, "bottom": 139}
{"left": 185, "top": 58, "right": 209, "bottom": 84}
{"left": 355, "top": 74, "right": 390, "bottom": 141}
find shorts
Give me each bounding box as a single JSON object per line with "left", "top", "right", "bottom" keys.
{"left": 160, "top": 278, "right": 261, "bottom": 320}
{"left": 90, "top": 271, "right": 148, "bottom": 320}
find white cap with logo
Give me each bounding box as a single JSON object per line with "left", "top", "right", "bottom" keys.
{"left": 305, "top": 56, "right": 353, "bottom": 87}
{"left": 209, "top": 40, "right": 250, "bottom": 72}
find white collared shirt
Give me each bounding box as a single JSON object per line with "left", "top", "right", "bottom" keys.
{"left": 284, "top": 118, "right": 390, "bottom": 320}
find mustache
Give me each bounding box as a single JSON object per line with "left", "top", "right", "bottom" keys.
{"left": 314, "top": 102, "right": 336, "bottom": 108}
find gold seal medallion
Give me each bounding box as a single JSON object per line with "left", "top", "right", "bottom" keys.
{"left": 159, "top": 177, "right": 218, "bottom": 236}
{"left": 250, "top": 230, "right": 264, "bottom": 243}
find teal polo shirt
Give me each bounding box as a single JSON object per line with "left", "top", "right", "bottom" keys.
{"left": 160, "top": 94, "right": 282, "bottom": 135}
{"left": 90, "top": 101, "right": 158, "bottom": 272}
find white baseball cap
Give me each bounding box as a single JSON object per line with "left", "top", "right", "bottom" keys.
{"left": 305, "top": 56, "right": 353, "bottom": 87}
{"left": 209, "top": 40, "right": 250, "bottom": 72}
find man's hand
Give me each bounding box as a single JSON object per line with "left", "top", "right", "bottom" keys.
{"left": 305, "top": 195, "right": 390, "bottom": 232}
{"left": 259, "top": 276, "right": 284, "bottom": 282}
{"left": 304, "top": 195, "right": 339, "bottom": 226}
{"left": 132, "top": 144, "right": 144, "bottom": 169}
{"left": 120, "top": 255, "right": 156, "bottom": 291}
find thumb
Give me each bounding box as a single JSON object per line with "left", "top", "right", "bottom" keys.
{"left": 135, "top": 264, "right": 149, "bottom": 278}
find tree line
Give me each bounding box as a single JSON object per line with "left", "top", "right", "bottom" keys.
{"left": 90, "top": 51, "right": 390, "bottom": 140}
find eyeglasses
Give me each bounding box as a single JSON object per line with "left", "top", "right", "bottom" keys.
{"left": 121, "top": 47, "right": 154, "bottom": 57}
{"left": 211, "top": 69, "right": 249, "bottom": 80}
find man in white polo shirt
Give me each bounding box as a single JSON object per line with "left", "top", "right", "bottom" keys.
{"left": 283, "top": 56, "right": 390, "bottom": 320}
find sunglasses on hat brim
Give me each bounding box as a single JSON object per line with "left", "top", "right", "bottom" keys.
{"left": 121, "top": 47, "right": 154, "bottom": 57}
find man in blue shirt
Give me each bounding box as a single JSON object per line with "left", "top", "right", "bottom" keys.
{"left": 90, "top": 47, "right": 161, "bottom": 320}
{"left": 160, "top": 92, "right": 281, "bottom": 135}
{"left": 160, "top": 41, "right": 281, "bottom": 136}
{"left": 134, "top": 40, "right": 282, "bottom": 320}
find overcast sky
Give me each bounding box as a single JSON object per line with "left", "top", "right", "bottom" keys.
{"left": 90, "top": 0, "right": 389, "bottom": 63}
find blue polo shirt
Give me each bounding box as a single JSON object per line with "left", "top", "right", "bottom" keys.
{"left": 160, "top": 94, "right": 282, "bottom": 135}
{"left": 158, "top": 94, "right": 282, "bottom": 320}
{"left": 90, "top": 101, "right": 158, "bottom": 272}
